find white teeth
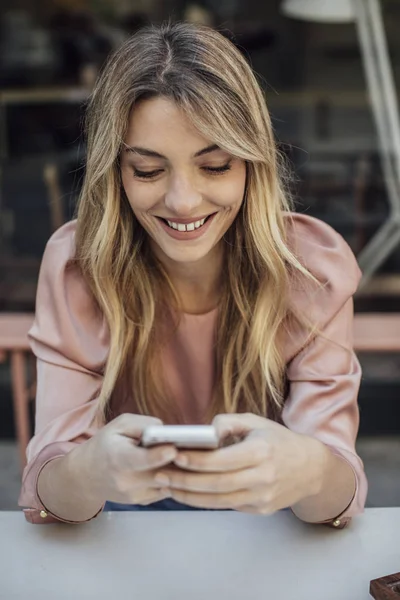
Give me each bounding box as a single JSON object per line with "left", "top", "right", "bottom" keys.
{"left": 164, "top": 215, "right": 210, "bottom": 231}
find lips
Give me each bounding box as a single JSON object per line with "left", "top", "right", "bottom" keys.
{"left": 156, "top": 211, "right": 218, "bottom": 240}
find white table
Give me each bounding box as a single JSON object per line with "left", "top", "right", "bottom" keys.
{"left": 1, "top": 508, "right": 399, "bottom": 599}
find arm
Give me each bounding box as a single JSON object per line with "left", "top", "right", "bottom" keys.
{"left": 19, "top": 222, "right": 108, "bottom": 523}
{"left": 20, "top": 223, "right": 177, "bottom": 523}
{"left": 283, "top": 298, "right": 368, "bottom": 527}
{"left": 20, "top": 360, "right": 104, "bottom": 524}
{"left": 36, "top": 444, "right": 105, "bottom": 523}
{"left": 35, "top": 414, "right": 177, "bottom": 524}
{"left": 290, "top": 435, "right": 357, "bottom": 525}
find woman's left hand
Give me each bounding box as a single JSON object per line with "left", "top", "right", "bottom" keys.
{"left": 154, "top": 414, "right": 327, "bottom": 514}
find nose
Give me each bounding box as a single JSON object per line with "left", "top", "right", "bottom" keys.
{"left": 164, "top": 174, "right": 202, "bottom": 216}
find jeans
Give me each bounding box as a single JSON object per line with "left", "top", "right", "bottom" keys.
{"left": 103, "top": 498, "right": 290, "bottom": 512}
{"left": 103, "top": 499, "right": 228, "bottom": 511}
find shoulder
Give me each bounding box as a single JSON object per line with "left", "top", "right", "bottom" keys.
{"left": 30, "top": 220, "right": 108, "bottom": 370}
{"left": 37, "top": 219, "right": 90, "bottom": 310}
{"left": 284, "top": 212, "right": 361, "bottom": 325}
{"left": 36, "top": 220, "right": 78, "bottom": 299}
{"left": 42, "top": 219, "right": 77, "bottom": 263}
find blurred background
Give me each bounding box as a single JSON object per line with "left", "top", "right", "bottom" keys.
{"left": 1, "top": 0, "right": 400, "bottom": 510}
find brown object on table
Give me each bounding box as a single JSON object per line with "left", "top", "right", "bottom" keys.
{"left": 370, "top": 573, "right": 400, "bottom": 599}
{"left": 0, "top": 313, "right": 35, "bottom": 468}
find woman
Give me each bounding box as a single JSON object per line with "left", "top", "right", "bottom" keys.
{"left": 19, "top": 22, "right": 367, "bottom": 527}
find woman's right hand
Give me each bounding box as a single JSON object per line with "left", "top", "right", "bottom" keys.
{"left": 85, "top": 414, "right": 177, "bottom": 506}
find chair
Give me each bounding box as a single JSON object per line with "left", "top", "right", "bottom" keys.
{"left": 0, "top": 313, "right": 35, "bottom": 468}
{"left": 43, "top": 162, "right": 65, "bottom": 232}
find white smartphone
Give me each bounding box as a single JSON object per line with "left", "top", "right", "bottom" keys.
{"left": 141, "top": 425, "right": 220, "bottom": 450}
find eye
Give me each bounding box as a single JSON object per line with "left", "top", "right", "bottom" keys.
{"left": 202, "top": 161, "right": 232, "bottom": 175}
{"left": 132, "top": 168, "right": 164, "bottom": 180}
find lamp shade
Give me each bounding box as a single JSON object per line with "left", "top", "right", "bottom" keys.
{"left": 281, "top": 0, "right": 355, "bottom": 23}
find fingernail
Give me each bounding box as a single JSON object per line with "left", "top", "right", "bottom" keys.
{"left": 175, "top": 454, "right": 188, "bottom": 467}
{"left": 164, "top": 450, "right": 177, "bottom": 461}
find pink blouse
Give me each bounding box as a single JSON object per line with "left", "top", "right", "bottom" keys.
{"left": 18, "top": 213, "right": 368, "bottom": 527}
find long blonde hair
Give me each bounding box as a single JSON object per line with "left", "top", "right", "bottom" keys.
{"left": 75, "top": 22, "right": 314, "bottom": 424}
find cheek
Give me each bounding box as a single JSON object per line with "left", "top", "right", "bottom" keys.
{"left": 121, "top": 172, "right": 158, "bottom": 212}
{"left": 217, "top": 172, "right": 246, "bottom": 211}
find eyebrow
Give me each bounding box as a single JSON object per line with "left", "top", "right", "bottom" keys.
{"left": 124, "top": 144, "right": 220, "bottom": 159}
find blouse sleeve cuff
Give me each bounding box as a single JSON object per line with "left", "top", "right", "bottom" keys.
{"left": 19, "top": 442, "right": 105, "bottom": 525}
{"left": 313, "top": 444, "right": 366, "bottom": 530}
{"left": 291, "top": 444, "right": 367, "bottom": 530}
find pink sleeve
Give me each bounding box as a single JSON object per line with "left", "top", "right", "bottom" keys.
{"left": 282, "top": 213, "right": 368, "bottom": 528}
{"left": 18, "top": 221, "right": 109, "bottom": 523}
{"left": 282, "top": 298, "right": 368, "bottom": 528}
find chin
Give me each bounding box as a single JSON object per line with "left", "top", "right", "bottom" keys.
{"left": 150, "top": 233, "right": 219, "bottom": 261}
{"left": 161, "top": 244, "right": 214, "bottom": 264}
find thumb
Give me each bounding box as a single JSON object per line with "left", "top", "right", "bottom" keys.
{"left": 212, "top": 413, "right": 267, "bottom": 440}
{"left": 110, "top": 413, "right": 163, "bottom": 440}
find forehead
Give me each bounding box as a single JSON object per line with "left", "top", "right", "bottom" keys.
{"left": 124, "top": 96, "right": 211, "bottom": 154}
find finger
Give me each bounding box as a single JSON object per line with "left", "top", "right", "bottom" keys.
{"left": 132, "top": 444, "right": 178, "bottom": 472}
{"left": 123, "top": 469, "right": 172, "bottom": 490}
{"left": 132, "top": 487, "right": 172, "bottom": 506}
{"left": 173, "top": 437, "right": 268, "bottom": 472}
{"left": 235, "top": 504, "right": 275, "bottom": 515}
{"left": 235, "top": 505, "right": 257, "bottom": 513}
{"left": 111, "top": 413, "right": 163, "bottom": 441}
{"left": 169, "top": 488, "right": 257, "bottom": 510}
{"left": 111, "top": 469, "right": 171, "bottom": 500}
{"left": 212, "top": 413, "right": 267, "bottom": 440}
{"left": 154, "top": 466, "right": 262, "bottom": 494}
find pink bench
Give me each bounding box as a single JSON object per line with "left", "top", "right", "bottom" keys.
{"left": 353, "top": 313, "right": 400, "bottom": 352}
{"left": 1, "top": 312, "right": 399, "bottom": 470}
{"left": 0, "top": 313, "right": 35, "bottom": 467}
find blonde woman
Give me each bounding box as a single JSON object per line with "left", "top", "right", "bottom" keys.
{"left": 19, "top": 22, "right": 367, "bottom": 527}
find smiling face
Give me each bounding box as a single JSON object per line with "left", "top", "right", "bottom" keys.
{"left": 120, "top": 96, "right": 247, "bottom": 268}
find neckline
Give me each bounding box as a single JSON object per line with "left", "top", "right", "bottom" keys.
{"left": 182, "top": 305, "right": 219, "bottom": 317}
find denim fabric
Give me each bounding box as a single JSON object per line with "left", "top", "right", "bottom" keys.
{"left": 103, "top": 499, "right": 290, "bottom": 512}
{"left": 103, "top": 498, "right": 227, "bottom": 511}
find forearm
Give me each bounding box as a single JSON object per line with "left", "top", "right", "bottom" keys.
{"left": 37, "top": 441, "right": 105, "bottom": 523}
{"left": 291, "top": 438, "right": 356, "bottom": 524}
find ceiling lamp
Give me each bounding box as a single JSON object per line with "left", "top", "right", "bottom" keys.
{"left": 281, "top": 0, "right": 355, "bottom": 23}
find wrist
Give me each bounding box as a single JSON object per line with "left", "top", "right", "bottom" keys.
{"left": 65, "top": 439, "right": 107, "bottom": 506}
{"left": 300, "top": 435, "right": 330, "bottom": 498}
{"left": 292, "top": 439, "right": 357, "bottom": 525}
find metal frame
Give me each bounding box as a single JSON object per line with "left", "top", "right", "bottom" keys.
{"left": 353, "top": 0, "right": 400, "bottom": 285}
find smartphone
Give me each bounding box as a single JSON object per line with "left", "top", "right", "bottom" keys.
{"left": 141, "top": 425, "right": 220, "bottom": 450}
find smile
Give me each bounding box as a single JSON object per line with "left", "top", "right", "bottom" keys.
{"left": 165, "top": 217, "right": 207, "bottom": 231}
{"left": 155, "top": 213, "right": 217, "bottom": 240}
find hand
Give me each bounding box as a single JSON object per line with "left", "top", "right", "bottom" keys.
{"left": 85, "top": 414, "right": 178, "bottom": 506}
{"left": 154, "top": 413, "right": 326, "bottom": 515}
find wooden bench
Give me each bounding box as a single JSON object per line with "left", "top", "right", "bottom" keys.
{"left": 353, "top": 313, "right": 400, "bottom": 352}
